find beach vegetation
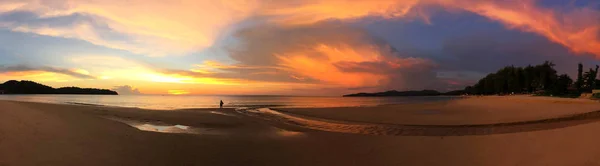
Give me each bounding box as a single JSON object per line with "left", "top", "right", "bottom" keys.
{"left": 576, "top": 63, "right": 584, "bottom": 91}
{"left": 466, "top": 61, "right": 581, "bottom": 97}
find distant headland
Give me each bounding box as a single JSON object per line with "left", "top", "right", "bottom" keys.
{"left": 345, "top": 61, "right": 600, "bottom": 98}
{"left": 0, "top": 80, "right": 118, "bottom": 95}
{"left": 343, "top": 90, "right": 447, "bottom": 97}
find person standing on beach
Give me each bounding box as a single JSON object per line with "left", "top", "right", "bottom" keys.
{"left": 220, "top": 100, "right": 224, "bottom": 109}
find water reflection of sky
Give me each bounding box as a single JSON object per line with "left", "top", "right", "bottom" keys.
{"left": 0, "top": 95, "right": 458, "bottom": 110}
{"left": 107, "top": 117, "right": 202, "bottom": 134}
{"left": 104, "top": 111, "right": 306, "bottom": 137}
{"left": 135, "top": 124, "right": 193, "bottom": 133}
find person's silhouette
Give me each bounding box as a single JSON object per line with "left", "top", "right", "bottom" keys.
{"left": 219, "top": 100, "right": 224, "bottom": 109}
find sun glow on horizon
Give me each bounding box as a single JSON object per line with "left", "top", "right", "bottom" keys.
{"left": 168, "top": 90, "right": 190, "bottom": 95}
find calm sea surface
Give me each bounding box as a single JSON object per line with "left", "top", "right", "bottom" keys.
{"left": 0, "top": 95, "right": 458, "bottom": 110}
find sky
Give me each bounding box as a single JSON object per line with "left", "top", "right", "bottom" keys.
{"left": 0, "top": 0, "right": 598, "bottom": 96}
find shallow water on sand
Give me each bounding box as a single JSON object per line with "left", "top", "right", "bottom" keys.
{"left": 104, "top": 112, "right": 306, "bottom": 137}
{"left": 237, "top": 108, "right": 600, "bottom": 136}
{"left": 0, "top": 95, "right": 457, "bottom": 110}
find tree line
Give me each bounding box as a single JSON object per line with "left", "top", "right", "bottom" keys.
{"left": 464, "top": 61, "right": 599, "bottom": 96}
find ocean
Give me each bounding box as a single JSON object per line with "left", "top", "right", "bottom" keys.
{"left": 0, "top": 95, "right": 458, "bottom": 110}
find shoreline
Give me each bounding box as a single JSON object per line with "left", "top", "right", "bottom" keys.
{"left": 4, "top": 95, "right": 600, "bottom": 124}
{"left": 0, "top": 95, "right": 460, "bottom": 110}
{"left": 263, "top": 107, "right": 600, "bottom": 136}
{"left": 278, "top": 95, "right": 600, "bottom": 125}
{"left": 5, "top": 96, "right": 600, "bottom": 165}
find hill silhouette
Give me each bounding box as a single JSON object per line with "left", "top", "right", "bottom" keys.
{"left": 0, "top": 80, "right": 118, "bottom": 95}
{"left": 343, "top": 90, "right": 443, "bottom": 97}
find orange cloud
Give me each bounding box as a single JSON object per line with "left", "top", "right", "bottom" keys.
{"left": 462, "top": 1, "right": 599, "bottom": 58}
{"left": 0, "top": 65, "right": 96, "bottom": 81}
{"left": 261, "top": 0, "right": 600, "bottom": 58}
{"left": 69, "top": 55, "right": 254, "bottom": 85}
{"left": 228, "top": 22, "right": 438, "bottom": 91}
{"left": 262, "top": 0, "right": 421, "bottom": 24}
{"left": 1, "top": 71, "right": 76, "bottom": 82}
{"left": 275, "top": 44, "right": 389, "bottom": 87}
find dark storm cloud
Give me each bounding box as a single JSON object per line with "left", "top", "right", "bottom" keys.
{"left": 357, "top": 9, "right": 600, "bottom": 91}
{"left": 439, "top": 32, "right": 600, "bottom": 76}
{"left": 406, "top": 31, "right": 600, "bottom": 90}
{"left": 225, "top": 21, "right": 443, "bottom": 91}
{"left": 228, "top": 22, "right": 382, "bottom": 66}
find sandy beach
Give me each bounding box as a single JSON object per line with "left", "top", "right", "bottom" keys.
{"left": 3, "top": 96, "right": 600, "bottom": 165}
{"left": 280, "top": 96, "right": 600, "bottom": 125}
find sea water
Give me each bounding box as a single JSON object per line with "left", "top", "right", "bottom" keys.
{"left": 0, "top": 94, "right": 458, "bottom": 110}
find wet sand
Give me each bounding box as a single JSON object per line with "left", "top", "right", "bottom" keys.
{"left": 249, "top": 107, "right": 600, "bottom": 136}
{"left": 279, "top": 96, "right": 600, "bottom": 125}
{"left": 3, "top": 97, "right": 600, "bottom": 165}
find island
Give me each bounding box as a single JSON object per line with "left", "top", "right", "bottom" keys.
{"left": 0, "top": 80, "right": 118, "bottom": 95}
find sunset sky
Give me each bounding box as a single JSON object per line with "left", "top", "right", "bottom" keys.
{"left": 0, "top": 0, "right": 599, "bottom": 95}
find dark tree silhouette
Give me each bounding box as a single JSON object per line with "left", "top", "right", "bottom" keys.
{"left": 552, "top": 74, "right": 573, "bottom": 96}
{"left": 582, "top": 65, "right": 599, "bottom": 92}
{"left": 576, "top": 63, "right": 583, "bottom": 92}
{"left": 467, "top": 61, "right": 572, "bottom": 96}
{"left": 594, "top": 65, "right": 599, "bottom": 90}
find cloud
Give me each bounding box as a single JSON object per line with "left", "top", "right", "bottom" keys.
{"left": 138, "top": 21, "right": 442, "bottom": 93}
{"left": 257, "top": 0, "right": 600, "bottom": 58}
{"left": 241, "top": 0, "right": 599, "bottom": 92}
{"left": 0, "top": 65, "right": 95, "bottom": 79}
{"left": 111, "top": 85, "right": 141, "bottom": 95}
{"left": 260, "top": 0, "right": 422, "bottom": 24}
{"left": 412, "top": 28, "right": 600, "bottom": 91}
{"left": 0, "top": 0, "right": 258, "bottom": 56}
{"left": 68, "top": 55, "right": 264, "bottom": 86}
{"left": 1, "top": 0, "right": 597, "bottom": 59}
{"left": 225, "top": 22, "right": 439, "bottom": 92}
{"left": 160, "top": 62, "right": 307, "bottom": 84}
{"left": 442, "top": 0, "right": 600, "bottom": 58}
{"left": 439, "top": 31, "right": 600, "bottom": 75}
